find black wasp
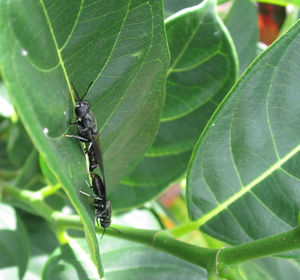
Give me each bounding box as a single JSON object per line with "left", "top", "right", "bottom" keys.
{"left": 65, "top": 82, "right": 110, "bottom": 230}
{"left": 80, "top": 172, "right": 112, "bottom": 237}
{"left": 64, "top": 82, "right": 105, "bottom": 177}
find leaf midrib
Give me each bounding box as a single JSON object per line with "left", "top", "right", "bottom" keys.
{"left": 39, "top": 0, "right": 73, "bottom": 102}
{"left": 195, "top": 144, "right": 300, "bottom": 228}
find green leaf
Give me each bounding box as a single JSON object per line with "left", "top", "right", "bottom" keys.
{"left": 187, "top": 20, "right": 300, "bottom": 244}
{"left": 0, "top": 138, "right": 16, "bottom": 174}
{"left": 0, "top": 1, "right": 169, "bottom": 276}
{"left": 163, "top": 0, "right": 238, "bottom": 120}
{"left": 20, "top": 214, "right": 59, "bottom": 280}
{"left": 0, "top": 203, "right": 29, "bottom": 280}
{"left": 279, "top": 6, "right": 299, "bottom": 36}
{"left": 39, "top": 154, "right": 58, "bottom": 186}
{"left": 148, "top": 102, "right": 216, "bottom": 155}
{"left": 224, "top": 0, "right": 258, "bottom": 73}
{"left": 14, "top": 149, "right": 41, "bottom": 188}
{"left": 123, "top": 151, "right": 191, "bottom": 187}
{"left": 164, "top": 0, "right": 201, "bottom": 18}
{"left": 240, "top": 257, "right": 300, "bottom": 280}
{"left": 122, "top": 0, "right": 237, "bottom": 199}
{"left": 43, "top": 239, "right": 99, "bottom": 280}
{"left": 110, "top": 182, "right": 167, "bottom": 211}
{"left": 7, "top": 121, "right": 33, "bottom": 168}
{"left": 43, "top": 237, "right": 207, "bottom": 280}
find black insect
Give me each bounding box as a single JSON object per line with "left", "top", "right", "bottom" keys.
{"left": 65, "top": 81, "right": 96, "bottom": 148}
{"left": 80, "top": 172, "right": 118, "bottom": 238}
{"left": 65, "top": 82, "right": 105, "bottom": 179}
{"left": 65, "top": 82, "right": 118, "bottom": 236}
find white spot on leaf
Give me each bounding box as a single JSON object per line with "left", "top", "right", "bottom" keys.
{"left": 21, "top": 49, "right": 28, "bottom": 56}
{"left": 43, "top": 128, "right": 49, "bottom": 135}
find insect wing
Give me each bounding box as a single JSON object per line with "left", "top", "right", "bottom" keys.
{"left": 91, "top": 173, "right": 106, "bottom": 202}
{"left": 91, "top": 136, "right": 105, "bottom": 186}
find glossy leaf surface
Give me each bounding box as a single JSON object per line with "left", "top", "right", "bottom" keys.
{"left": 187, "top": 20, "right": 300, "bottom": 244}
{"left": 0, "top": 0, "right": 169, "bottom": 276}
{"left": 163, "top": 0, "right": 237, "bottom": 120}
{"left": 122, "top": 0, "right": 237, "bottom": 199}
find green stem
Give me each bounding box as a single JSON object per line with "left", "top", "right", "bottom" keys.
{"left": 38, "top": 183, "right": 62, "bottom": 198}
{"left": 58, "top": 217, "right": 216, "bottom": 270}
{"left": 4, "top": 183, "right": 300, "bottom": 274}
{"left": 219, "top": 226, "right": 300, "bottom": 265}
{"left": 169, "top": 220, "right": 199, "bottom": 237}
{"left": 2, "top": 184, "right": 57, "bottom": 222}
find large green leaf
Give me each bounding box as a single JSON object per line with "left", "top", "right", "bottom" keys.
{"left": 43, "top": 237, "right": 207, "bottom": 280}
{"left": 224, "top": 0, "right": 258, "bottom": 74}
{"left": 0, "top": 0, "right": 169, "bottom": 277}
{"left": 163, "top": 0, "right": 238, "bottom": 120}
{"left": 122, "top": 0, "right": 237, "bottom": 197}
{"left": 187, "top": 20, "right": 300, "bottom": 244}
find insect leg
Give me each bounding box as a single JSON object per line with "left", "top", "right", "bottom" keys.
{"left": 64, "top": 134, "right": 90, "bottom": 142}
{"left": 79, "top": 190, "right": 91, "bottom": 197}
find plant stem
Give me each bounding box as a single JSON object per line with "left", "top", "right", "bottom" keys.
{"left": 219, "top": 226, "right": 300, "bottom": 265}
{"left": 2, "top": 184, "right": 57, "bottom": 222}
{"left": 97, "top": 224, "right": 216, "bottom": 269}
{"left": 4, "top": 183, "right": 300, "bottom": 274}
{"left": 169, "top": 220, "right": 199, "bottom": 237}
{"left": 38, "top": 183, "right": 61, "bottom": 198}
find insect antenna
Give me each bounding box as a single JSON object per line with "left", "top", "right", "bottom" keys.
{"left": 71, "top": 82, "right": 81, "bottom": 101}
{"left": 109, "top": 226, "right": 121, "bottom": 234}
{"left": 101, "top": 228, "right": 106, "bottom": 239}
{"left": 80, "top": 81, "right": 93, "bottom": 101}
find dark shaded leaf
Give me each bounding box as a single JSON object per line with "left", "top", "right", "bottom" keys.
{"left": 122, "top": 0, "right": 237, "bottom": 202}
{"left": 7, "top": 121, "right": 33, "bottom": 168}
{"left": 224, "top": 0, "right": 258, "bottom": 73}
